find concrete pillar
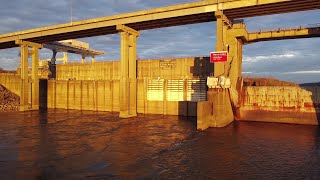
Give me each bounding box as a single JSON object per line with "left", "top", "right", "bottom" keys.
{"left": 203, "top": 11, "right": 234, "bottom": 128}
{"left": 226, "top": 21, "right": 247, "bottom": 90}
{"left": 15, "top": 40, "right": 42, "bottom": 111}
{"left": 117, "top": 24, "right": 140, "bottom": 118}
{"left": 119, "top": 31, "right": 130, "bottom": 117}
{"left": 214, "top": 10, "right": 231, "bottom": 77}
{"left": 128, "top": 34, "right": 137, "bottom": 116}
{"left": 81, "top": 55, "right": 85, "bottom": 63}
{"left": 49, "top": 50, "right": 57, "bottom": 79}
{"left": 63, "top": 52, "right": 68, "bottom": 64}
{"left": 31, "top": 47, "right": 39, "bottom": 110}
{"left": 19, "top": 45, "right": 29, "bottom": 111}
{"left": 198, "top": 12, "right": 248, "bottom": 129}
{"left": 225, "top": 21, "right": 248, "bottom": 119}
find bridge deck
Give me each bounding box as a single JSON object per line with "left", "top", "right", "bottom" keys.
{"left": 248, "top": 27, "right": 320, "bottom": 43}
{"left": 0, "top": 0, "right": 319, "bottom": 49}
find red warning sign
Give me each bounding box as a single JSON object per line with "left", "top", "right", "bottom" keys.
{"left": 210, "top": 51, "right": 228, "bottom": 63}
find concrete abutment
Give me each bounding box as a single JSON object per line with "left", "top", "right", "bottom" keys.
{"left": 197, "top": 11, "right": 248, "bottom": 130}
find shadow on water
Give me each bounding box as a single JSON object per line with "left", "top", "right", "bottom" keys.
{"left": 38, "top": 109, "right": 48, "bottom": 125}
{"left": 37, "top": 109, "right": 60, "bottom": 179}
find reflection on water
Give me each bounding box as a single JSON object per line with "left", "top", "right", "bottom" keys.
{"left": 0, "top": 109, "right": 319, "bottom": 179}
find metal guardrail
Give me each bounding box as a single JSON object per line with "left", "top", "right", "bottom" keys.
{"left": 253, "top": 23, "right": 320, "bottom": 33}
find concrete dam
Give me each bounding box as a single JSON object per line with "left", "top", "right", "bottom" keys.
{"left": 0, "top": 0, "right": 320, "bottom": 178}
{"left": 0, "top": 0, "right": 319, "bottom": 130}
{"left": 0, "top": 57, "right": 319, "bottom": 130}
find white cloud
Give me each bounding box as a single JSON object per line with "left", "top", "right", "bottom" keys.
{"left": 283, "top": 70, "right": 320, "bottom": 74}
{"left": 243, "top": 52, "right": 298, "bottom": 63}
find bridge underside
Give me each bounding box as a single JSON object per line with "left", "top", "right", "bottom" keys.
{"left": 0, "top": 13, "right": 216, "bottom": 49}
{"left": 224, "top": 0, "right": 320, "bottom": 19}
{"left": 0, "top": 0, "right": 319, "bottom": 49}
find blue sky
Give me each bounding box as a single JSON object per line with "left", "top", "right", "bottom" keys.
{"left": 0, "top": 0, "right": 319, "bottom": 83}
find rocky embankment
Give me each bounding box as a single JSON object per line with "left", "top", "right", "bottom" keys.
{"left": 243, "top": 77, "right": 299, "bottom": 86}
{"left": 0, "top": 84, "right": 19, "bottom": 111}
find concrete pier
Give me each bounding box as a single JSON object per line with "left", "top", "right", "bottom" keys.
{"left": 15, "top": 40, "right": 42, "bottom": 111}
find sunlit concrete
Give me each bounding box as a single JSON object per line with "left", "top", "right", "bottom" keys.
{"left": 117, "top": 25, "right": 140, "bottom": 118}
{"left": 15, "top": 40, "right": 42, "bottom": 111}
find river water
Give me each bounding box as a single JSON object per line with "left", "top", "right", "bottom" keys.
{"left": 0, "top": 109, "right": 319, "bottom": 179}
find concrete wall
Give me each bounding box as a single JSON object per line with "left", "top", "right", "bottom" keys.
{"left": 55, "top": 57, "right": 212, "bottom": 80}
{"left": 239, "top": 86, "right": 320, "bottom": 125}
{"left": 1, "top": 57, "right": 209, "bottom": 116}
{"left": 0, "top": 73, "right": 21, "bottom": 96}
{"left": 197, "top": 89, "right": 234, "bottom": 130}
{"left": 47, "top": 79, "right": 200, "bottom": 116}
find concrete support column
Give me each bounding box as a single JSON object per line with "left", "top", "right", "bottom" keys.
{"left": 63, "top": 52, "right": 68, "bottom": 64}
{"left": 198, "top": 11, "right": 245, "bottom": 129}
{"left": 119, "top": 31, "right": 130, "bottom": 117}
{"left": 128, "top": 34, "right": 137, "bottom": 116}
{"left": 214, "top": 10, "right": 232, "bottom": 77}
{"left": 49, "top": 50, "right": 57, "bottom": 79}
{"left": 210, "top": 11, "right": 234, "bottom": 127}
{"left": 16, "top": 40, "right": 42, "bottom": 111}
{"left": 225, "top": 21, "right": 248, "bottom": 118}
{"left": 117, "top": 24, "right": 140, "bottom": 118}
{"left": 81, "top": 55, "right": 85, "bottom": 63}
{"left": 226, "top": 21, "right": 247, "bottom": 89}
{"left": 31, "top": 47, "right": 39, "bottom": 110}
{"left": 19, "top": 45, "right": 29, "bottom": 111}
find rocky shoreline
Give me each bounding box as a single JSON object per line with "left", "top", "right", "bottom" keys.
{"left": 0, "top": 84, "right": 19, "bottom": 111}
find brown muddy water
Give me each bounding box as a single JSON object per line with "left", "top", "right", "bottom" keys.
{"left": 0, "top": 109, "right": 319, "bottom": 179}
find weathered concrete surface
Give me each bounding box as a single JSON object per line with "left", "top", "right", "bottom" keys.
{"left": 55, "top": 57, "right": 212, "bottom": 80}
{"left": 0, "top": 73, "right": 21, "bottom": 96}
{"left": 239, "top": 86, "right": 320, "bottom": 125}
{"left": 197, "top": 12, "right": 246, "bottom": 130}
{"left": 47, "top": 79, "right": 200, "bottom": 117}
{"left": 197, "top": 89, "right": 234, "bottom": 130}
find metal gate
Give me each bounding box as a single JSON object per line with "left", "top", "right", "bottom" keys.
{"left": 147, "top": 79, "right": 164, "bottom": 101}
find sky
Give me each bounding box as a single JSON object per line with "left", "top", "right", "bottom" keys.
{"left": 0, "top": 0, "right": 319, "bottom": 83}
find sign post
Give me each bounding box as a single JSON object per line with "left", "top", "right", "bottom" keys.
{"left": 210, "top": 51, "right": 228, "bottom": 63}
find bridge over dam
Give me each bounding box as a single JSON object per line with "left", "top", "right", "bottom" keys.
{"left": 0, "top": 0, "right": 319, "bottom": 130}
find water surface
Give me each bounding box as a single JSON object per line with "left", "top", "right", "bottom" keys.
{"left": 0, "top": 109, "right": 319, "bottom": 179}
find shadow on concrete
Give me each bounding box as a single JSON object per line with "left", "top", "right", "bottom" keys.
{"left": 178, "top": 57, "right": 212, "bottom": 123}
{"left": 300, "top": 84, "right": 320, "bottom": 125}
{"left": 39, "top": 79, "right": 48, "bottom": 109}
{"left": 191, "top": 57, "right": 213, "bottom": 77}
